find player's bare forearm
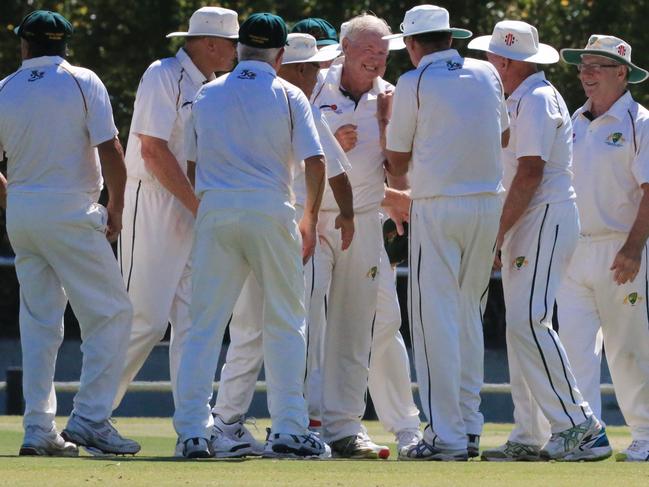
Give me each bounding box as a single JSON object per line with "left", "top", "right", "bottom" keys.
{"left": 498, "top": 156, "right": 544, "bottom": 238}
{"left": 386, "top": 171, "right": 409, "bottom": 191}
{"left": 0, "top": 171, "right": 7, "bottom": 209}
{"left": 303, "top": 155, "right": 326, "bottom": 222}
{"left": 611, "top": 184, "right": 649, "bottom": 284}
{"left": 384, "top": 149, "right": 411, "bottom": 177}
{"left": 328, "top": 172, "right": 353, "bottom": 219}
{"left": 97, "top": 136, "right": 127, "bottom": 211}
{"left": 140, "top": 134, "right": 199, "bottom": 216}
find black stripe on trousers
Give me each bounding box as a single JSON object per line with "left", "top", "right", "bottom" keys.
{"left": 416, "top": 244, "right": 435, "bottom": 431}
{"left": 362, "top": 312, "right": 377, "bottom": 416}
{"left": 304, "top": 256, "right": 316, "bottom": 381}
{"left": 543, "top": 224, "right": 588, "bottom": 421}
{"left": 528, "top": 204, "right": 576, "bottom": 427}
{"left": 126, "top": 180, "right": 142, "bottom": 292}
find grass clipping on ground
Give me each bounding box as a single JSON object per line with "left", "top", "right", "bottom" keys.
{"left": 0, "top": 417, "right": 647, "bottom": 487}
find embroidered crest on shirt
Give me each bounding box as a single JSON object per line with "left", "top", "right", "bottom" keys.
{"left": 513, "top": 256, "right": 528, "bottom": 269}
{"left": 623, "top": 292, "right": 643, "bottom": 306}
{"left": 27, "top": 70, "right": 45, "bottom": 82}
{"left": 446, "top": 60, "right": 462, "bottom": 71}
{"left": 237, "top": 69, "right": 257, "bottom": 80}
{"left": 319, "top": 104, "right": 342, "bottom": 114}
{"left": 605, "top": 132, "right": 625, "bottom": 147}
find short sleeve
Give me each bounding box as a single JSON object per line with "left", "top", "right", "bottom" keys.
{"left": 290, "top": 89, "right": 323, "bottom": 162}
{"left": 500, "top": 94, "right": 510, "bottom": 132}
{"left": 386, "top": 74, "right": 418, "bottom": 153}
{"left": 514, "top": 91, "right": 559, "bottom": 161}
{"left": 84, "top": 71, "right": 118, "bottom": 146}
{"left": 130, "top": 62, "right": 179, "bottom": 142}
{"left": 632, "top": 114, "right": 649, "bottom": 186}
{"left": 313, "top": 107, "right": 349, "bottom": 178}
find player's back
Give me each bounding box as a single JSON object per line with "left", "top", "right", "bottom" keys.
{"left": 0, "top": 57, "right": 105, "bottom": 194}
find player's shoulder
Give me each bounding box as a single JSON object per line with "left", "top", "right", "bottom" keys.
{"left": 141, "top": 56, "right": 182, "bottom": 82}
{"left": 277, "top": 77, "right": 310, "bottom": 105}
{"left": 631, "top": 98, "right": 649, "bottom": 124}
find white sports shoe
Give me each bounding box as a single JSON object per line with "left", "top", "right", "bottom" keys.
{"left": 62, "top": 414, "right": 140, "bottom": 456}
{"left": 262, "top": 427, "right": 278, "bottom": 458}
{"left": 540, "top": 416, "right": 611, "bottom": 461}
{"left": 481, "top": 441, "right": 541, "bottom": 462}
{"left": 19, "top": 425, "right": 79, "bottom": 457}
{"left": 615, "top": 440, "right": 649, "bottom": 462}
{"left": 213, "top": 414, "right": 264, "bottom": 456}
{"left": 179, "top": 437, "right": 211, "bottom": 459}
{"left": 396, "top": 428, "right": 423, "bottom": 459}
{"left": 210, "top": 429, "right": 252, "bottom": 458}
{"left": 271, "top": 431, "right": 331, "bottom": 459}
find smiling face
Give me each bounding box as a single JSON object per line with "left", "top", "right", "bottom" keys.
{"left": 579, "top": 54, "right": 627, "bottom": 102}
{"left": 342, "top": 30, "right": 389, "bottom": 85}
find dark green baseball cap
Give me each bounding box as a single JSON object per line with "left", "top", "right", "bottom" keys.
{"left": 14, "top": 10, "right": 73, "bottom": 44}
{"left": 291, "top": 18, "right": 338, "bottom": 47}
{"left": 239, "top": 13, "right": 288, "bottom": 49}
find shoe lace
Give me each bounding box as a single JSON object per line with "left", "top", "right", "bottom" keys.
{"left": 241, "top": 416, "right": 259, "bottom": 433}
{"left": 629, "top": 440, "right": 649, "bottom": 451}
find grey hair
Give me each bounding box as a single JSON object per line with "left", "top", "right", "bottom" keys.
{"left": 237, "top": 44, "right": 282, "bottom": 64}
{"left": 343, "top": 13, "right": 392, "bottom": 42}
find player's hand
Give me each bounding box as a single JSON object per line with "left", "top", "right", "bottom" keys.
{"left": 299, "top": 216, "right": 317, "bottom": 265}
{"left": 610, "top": 243, "right": 642, "bottom": 285}
{"left": 384, "top": 205, "right": 408, "bottom": 236}
{"left": 493, "top": 231, "right": 504, "bottom": 270}
{"left": 334, "top": 213, "right": 355, "bottom": 250}
{"left": 105, "top": 201, "right": 123, "bottom": 243}
{"left": 334, "top": 124, "right": 358, "bottom": 152}
{"left": 377, "top": 90, "right": 393, "bottom": 123}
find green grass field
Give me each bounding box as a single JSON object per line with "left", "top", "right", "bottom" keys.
{"left": 0, "top": 417, "right": 647, "bottom": 486}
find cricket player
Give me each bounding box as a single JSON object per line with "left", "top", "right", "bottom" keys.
{"left": 114, "top": 7, "right": 239, "bottom": 425}
{"left": 469, "top": 20, "right": 611, "bottom": 462}
{"left": 385, "top": 5, "right": 508, "bottom": 461}
{"left": 173, "top": 13, "right": 328, "bottom": 459}
{"left": 209, "top": 32, "right": 353, "bottom": 456}
{"left": 557, "top": 35, "right": 649, "bottom": 462}
{"left": 309, "top": 13, "right": 420, "bottom": 458}
{"left": 0, "top": 10, "right": 138, "bottom": 456}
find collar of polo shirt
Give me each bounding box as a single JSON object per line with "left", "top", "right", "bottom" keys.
{"left": 416, "top": 48, "right": 460, "bottom": 68}
{"left": 321, "top": 62, "right": 389, "bottom": 98}
{"left": 507, "top": 71, "right": 547, "bottom": 102}
{"left": 581, "top": 90, "right": 633, "bottom": 121}
{"left": 176, "top": 48, "right": 213, "bottom": 84}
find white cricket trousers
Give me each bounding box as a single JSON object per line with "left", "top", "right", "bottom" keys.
{"left": 558, "top": 234, "right": 649, "bottom": 441}
{"left": 114, "top": 178, "right": 194, "bottom": 409}
{"left": 213, "top": 235, "right": 421, "bottom": 434}
{"left": 173, "top": 192, "right": 309, "bottom": 440}
{"left": 6, "top": 192, "right": 133, "bottom": 430}
{"left": 502, "top": 201, "right": 593, "bottom": 436}
{"left": 409, "top": 194, "right": 500, "bottom": 450}
{"left": 313, "top": 209, "right": 382, "bottom": 442}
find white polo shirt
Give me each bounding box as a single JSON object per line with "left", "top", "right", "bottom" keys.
{"left": 0, "top": 56, "right": 117, "bottom": 194}
{"left": 293, "top": 104, "right": 350, "bottom": 208}
{"left": 503, "top": 71, "right": 575, "bottom": 209}
{"left": 572, "top": 91, "right": 649, "bottom": 235}
{"left": 186, "top": 60, "right": 323, "bottom": 213}
{"left": 387, "top": 49, "right": 508, "bottom": 199}
{"left": 311, "top": 63, "right": 392, "bottom": 212}
{"left": 125, "top": 48, "right": 210, "bottom": 184}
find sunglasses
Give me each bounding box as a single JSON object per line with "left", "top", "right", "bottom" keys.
{"left": 577, "top": 62, "right": 622, "bottom": 73}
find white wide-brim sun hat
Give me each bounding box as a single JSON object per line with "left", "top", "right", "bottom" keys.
{"left": 560, "top": 34, "right": 648, "bottom": 84}
{"left": 383, "top": 5, "right": 472, "bottom": 41}
{"left": 166, "top": 6, "right": 239, "bottom": 39}
{"left": 282, "top": 33, "right": 341, "bottom": 64}
{"left": 468, "top": 20, "right": 559, "bottom": 64}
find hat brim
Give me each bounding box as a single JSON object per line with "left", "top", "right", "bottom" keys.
{"left": 560, "top": 48, "right": 649, "bottom": 84}
{"left": 468, "top": 35, "right": 559, "bottom": 64}
{"left": 315, "top": 38, "right": 338, "bottom": 47}
{"left": 383, "top": 27, "right": 472, "bottom": 41}
{"left": 166, "top": 31, "right": 239, "bottom": 39}
{"left": 282, "top": 48, "right": 341, "bottom": 65}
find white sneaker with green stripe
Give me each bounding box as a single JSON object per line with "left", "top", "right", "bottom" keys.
{"left": 481, "top": 441, "right": 540, "bottom": 461}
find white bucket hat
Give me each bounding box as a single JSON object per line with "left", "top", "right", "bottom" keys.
{"left": 561, "top": 35, "right": 648, "bottom": 84}
{"left": 282, "top": 33, "right": 341, "bottom": 64}
{"left": 166, "top": 6, "right": 239, "bottom": 39}
{"left": 468, "top": 20, "right": 559, "bottom": 64}
{"left": 322, "top": 20, "right": 406, "bottom": 53}
{"left": 383, "top": 5, "right": 472, "bottom": 41}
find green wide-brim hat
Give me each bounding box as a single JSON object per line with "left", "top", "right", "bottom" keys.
{"left": 560, "top": 34, "right": 648, "bottom": 84}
